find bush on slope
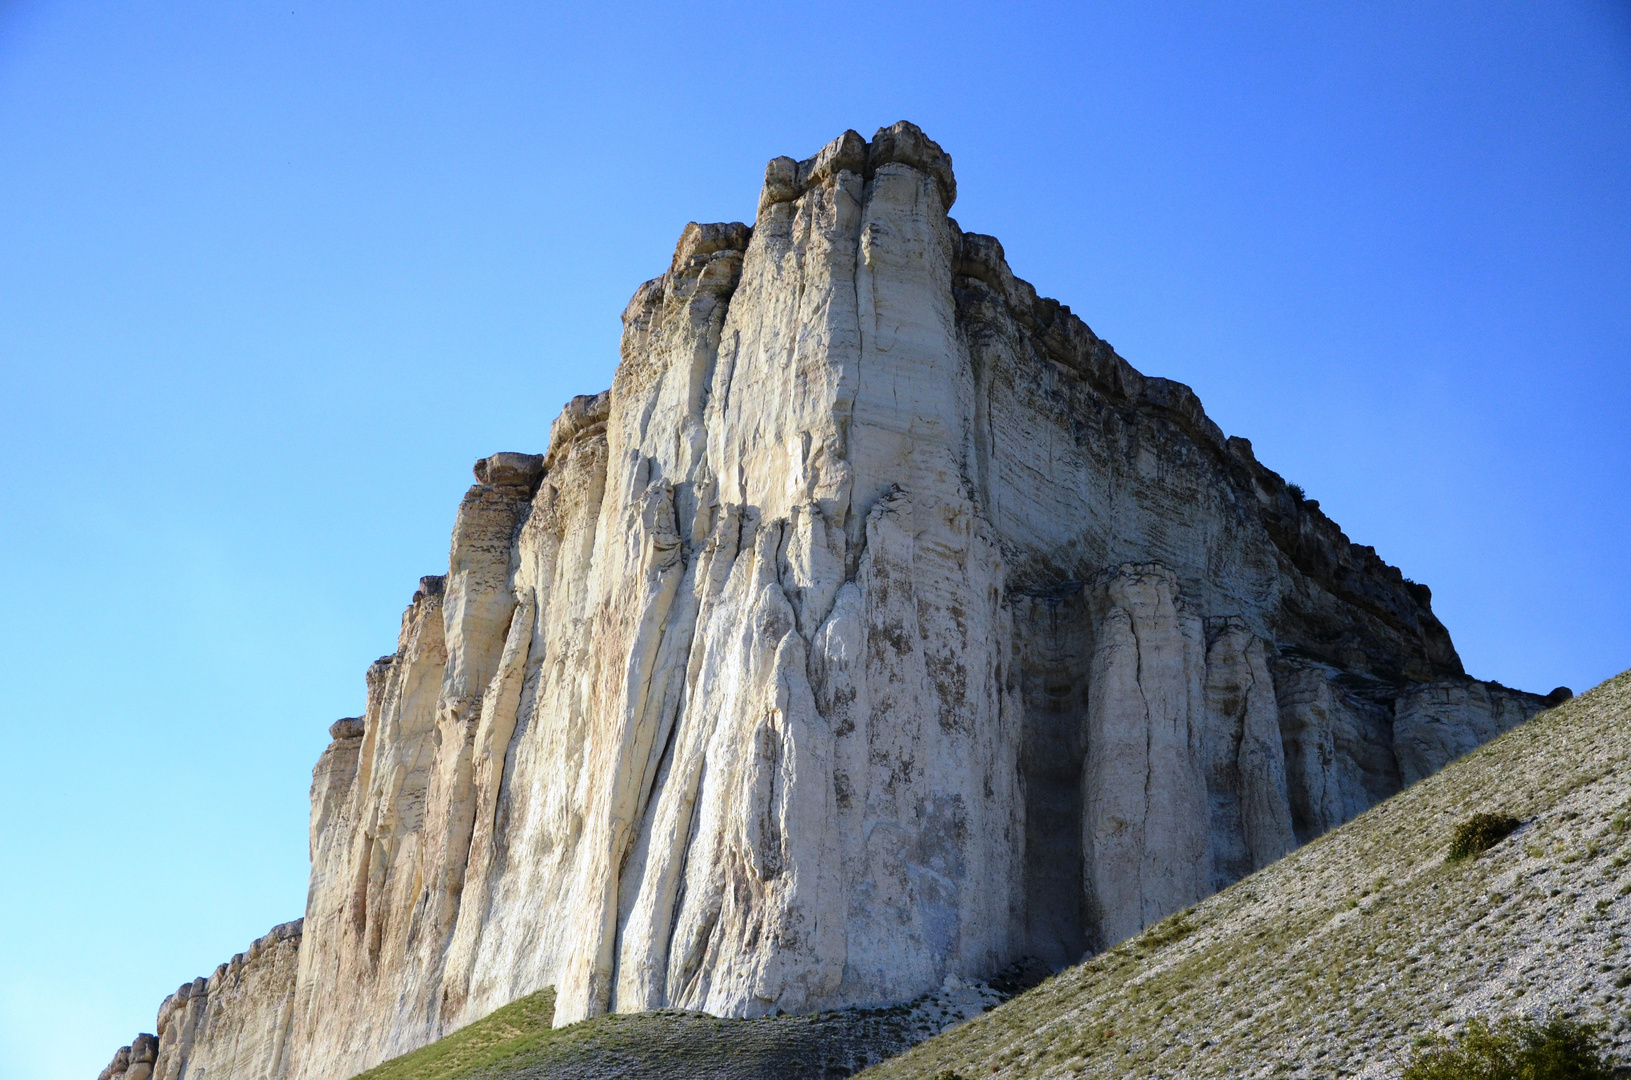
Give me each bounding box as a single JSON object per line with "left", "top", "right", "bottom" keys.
{"left": 1401, "top": 1015, "right": 1614, "bottom": 1080}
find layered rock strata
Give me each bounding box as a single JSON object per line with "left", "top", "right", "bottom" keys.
{"left": 98, "top": 122, "right": 1552, "bottom": 1080}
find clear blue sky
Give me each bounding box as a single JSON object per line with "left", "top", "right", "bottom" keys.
{"left": 1, "top": 3, "right": 1626, "bottom": 1078}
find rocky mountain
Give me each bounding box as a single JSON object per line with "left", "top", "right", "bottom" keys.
{"left": 97, "top": 122, "right": 1556, "bottom": 1080}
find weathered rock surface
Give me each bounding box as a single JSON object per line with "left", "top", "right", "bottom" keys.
{"left": 99, "top": 122, "right": 1553, "bottom": 1080}
{"left": 100, "top": 921, "right": 302, "bottom": 1080}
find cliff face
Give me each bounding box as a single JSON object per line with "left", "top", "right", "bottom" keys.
{"left": 98, "top": 122, "right": 1553, "bottom": 1080}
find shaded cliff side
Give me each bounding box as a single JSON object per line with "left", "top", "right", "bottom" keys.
{"left": 859, "top": 669, "right": 1631, "bottom": 1079}
{"left": 97, "top": 122, "right": 1555, "bottom": 1080}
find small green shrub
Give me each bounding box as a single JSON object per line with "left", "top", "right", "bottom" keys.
{"left": 1138, "top": 912, "right": 1195, "bottom": 949}
{"left": 1401, "top": 1015, "right": 1613, "bottom": 1080}
{"left": 1449, "top": 814, "right": 1522, "bottom": 861}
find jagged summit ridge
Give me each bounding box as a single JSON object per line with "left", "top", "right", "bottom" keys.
{"left": 98, "top": 122, "right": 1549, "bottom": 1080}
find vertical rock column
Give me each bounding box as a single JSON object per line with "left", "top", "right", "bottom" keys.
{"left": 282, "top": 452, "right": 545, "bottom": 1075}
{"left": 418, "top": 454, "right": 544, "bottom": 959}
{"left": 590, "top": 122, "right": 1020, "bottom": 1021}
{"left": 1081, "top": 564, "right": 1210, "bottom": 949}
{"left": 1274, "top": 662, "right": 1354, "bottom": 845}
{"left": 1201, "top": 619, "right": 1296, "bottom": 890}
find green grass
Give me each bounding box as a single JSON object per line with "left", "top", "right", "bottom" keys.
{"left": 1135, "top": 910, "right": 1196, "bottom": 949}
{"left": 1449, "top": 813, "right": 1523, "bottom": 862}
{"left": 1402, "top": 1015, "right": 1614, "bottom": 1080}
{"left": 351, "top": 989, "right": 557, "bottom": 1080}
{"left": 348, "top": 984, "right": 963, "bottom": 1080}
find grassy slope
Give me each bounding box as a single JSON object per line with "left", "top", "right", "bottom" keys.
{"left": 350, "top": 990, "right": 558, "bottom": 1080}
{"left": 347, "top": 985, "right": 973, "bottom": 1080}
{"left": 862, "top": 669, "right": 1631, "bottom": 1080}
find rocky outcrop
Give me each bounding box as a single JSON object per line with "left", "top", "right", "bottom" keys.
{"left": 1394, "top": 680, "right": 1544, "bottom": 786}
{"left": 97, "top": 1035, "right": 155, "bottom": 1080}
{"left": 1202, "top": 617, "right": 1297, "bottom": 891}
{"left": 100, "top": 921, "right": 302, "bottom": 1080}
{"left": 1080, "top": 565, "right": 1211, "bottom": 951}
{"left": 99, "top": 122, "right": 1554, "bottom": 1080}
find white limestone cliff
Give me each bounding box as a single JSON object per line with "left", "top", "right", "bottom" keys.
{"left": 98, "top": 122, "right": 1557, "bottom": 1080}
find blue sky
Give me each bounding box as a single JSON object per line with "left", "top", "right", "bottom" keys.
{"left": 1, "top": 3, "right": 1627, "bottom": 1078}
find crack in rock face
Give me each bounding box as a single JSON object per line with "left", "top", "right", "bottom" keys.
{"left": 97, "top": 121, "right": 1556, "bottom": 1080}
